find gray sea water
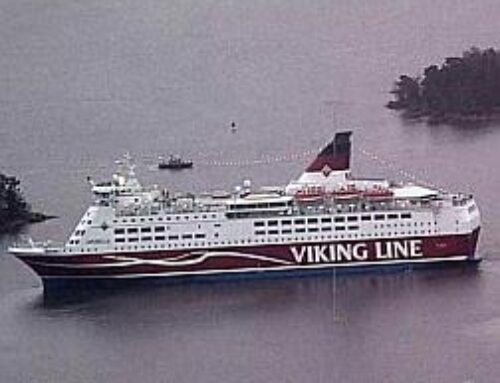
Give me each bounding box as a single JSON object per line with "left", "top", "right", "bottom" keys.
{"left": 2, "top": 0, "right": 500, "bottom": 381}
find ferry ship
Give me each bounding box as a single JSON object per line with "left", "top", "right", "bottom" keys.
{"left": 9, "top": 132, "right": 481, "bottom": 288}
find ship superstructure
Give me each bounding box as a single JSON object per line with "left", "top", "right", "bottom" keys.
{"left": 9, "top": 132, "right": 481, "bottom": 287}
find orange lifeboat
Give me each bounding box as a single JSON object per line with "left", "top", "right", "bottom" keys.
{"left": 294, "top": 186, "right": 326, "bottom": 202}
{"left": 333, "top": 185, "right": 360, "bottom": 200}
{"left": 362, "top": 186, "right": 394, "bottom": 200}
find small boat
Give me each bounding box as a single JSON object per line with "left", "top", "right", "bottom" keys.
{"left": 158, "top": 155, "right": 193, "bottom": 170}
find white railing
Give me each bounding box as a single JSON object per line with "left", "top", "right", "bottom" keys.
{"left": 11, "top": 236, "right": 64, "bottom": 251}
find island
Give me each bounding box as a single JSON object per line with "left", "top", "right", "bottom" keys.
{"left": 0, "top": 173, "right": 52, "bottom": 233}
{"left": 387, "top": 47, "right": 500, "bottom": 124}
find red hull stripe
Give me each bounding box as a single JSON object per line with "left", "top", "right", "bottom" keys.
{"left": 16, "top": 231, "right": 480, "bottom": 279}
{"left": 37, "top": 256, "right": 471, "bottom": 280}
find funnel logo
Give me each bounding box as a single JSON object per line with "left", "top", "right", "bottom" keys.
{"left": 321, "top": 164, "right": 332, "bottom": 177}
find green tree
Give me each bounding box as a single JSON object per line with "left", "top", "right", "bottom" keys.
{"left": 388, "top": 47, "right": 500, "bottom": 123}
{"left": 0, "top": 173, "right": 30, "bottom": 227}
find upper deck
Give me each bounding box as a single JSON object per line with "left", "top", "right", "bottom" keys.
{"left": 90, "top": 167, "right": 472, "bottom": 221}
{"left": 88, "top": 135, "right": 475, "bottom": 222}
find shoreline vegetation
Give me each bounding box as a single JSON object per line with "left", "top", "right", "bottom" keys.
{"left": 387, "top": 47, "right": 500, "bottom": 125}
{"left": 0, "top": 173, "right": 53, "bottom": 234}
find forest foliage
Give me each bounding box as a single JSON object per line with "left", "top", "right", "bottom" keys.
{"left": 0, "top": 173, "right": 47, "bottom": 232}
{"left": 388, "top": 47, "right": 500, "bottom": 123}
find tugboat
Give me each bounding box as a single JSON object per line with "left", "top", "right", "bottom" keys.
{"left": 158, "top": 155, "right": 193, "bottom": 170}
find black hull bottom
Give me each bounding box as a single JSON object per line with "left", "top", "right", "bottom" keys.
{"left": 40, "top": 258, "right": 481, "bottom": 301}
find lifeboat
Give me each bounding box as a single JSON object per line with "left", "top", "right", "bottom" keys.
{"left": 362, "top": 186, "right": 394, "bottom": 200}
{"left": 332, "top": 185, "right": 361, "bottom": 200}
{"left": 294, "top": 186, "right": 326, "bottom": 202}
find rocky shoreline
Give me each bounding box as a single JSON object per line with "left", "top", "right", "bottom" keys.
{"left": 388, "top": 47, "right": 500, "bottom": 126}
{"left": 0, "top": 173, "right": 54, "bottom": 234}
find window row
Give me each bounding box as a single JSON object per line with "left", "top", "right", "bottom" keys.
{"left": 67, "top": 228, "right": 442, "bottom": 252}
{"left": 255, "top": 225, "right": 360, "bottom": 235}
{"left": 114, "top": 224, "right": 222, "bottom": 235}
{"left": 253, "top": 212, "right": 414, "bottom": 227}
{"left": 228, "top": 201, "right": 292, "bottom": 210}
{"left": 114, "top": 233, "right": 206, "bottom": 243}
{"left": 114, "top": 213, "right": 219, "bottom": 224}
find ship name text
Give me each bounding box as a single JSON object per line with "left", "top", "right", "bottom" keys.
{"left": 290, "top": 240, "right": 423, "bottom": 264}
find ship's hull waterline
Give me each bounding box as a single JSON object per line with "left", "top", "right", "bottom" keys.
{"left": 14, "top": 229, "right": 480, "bottom": 286}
